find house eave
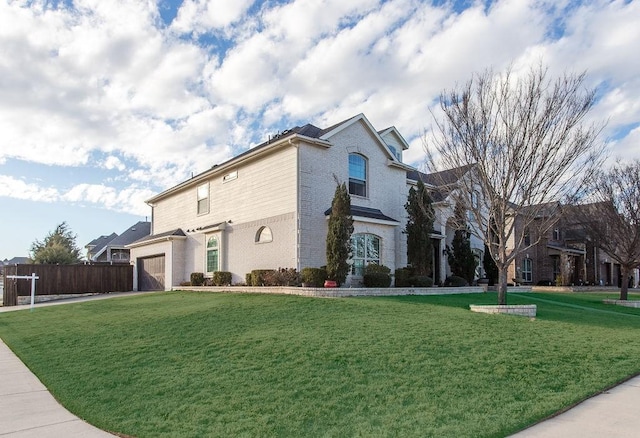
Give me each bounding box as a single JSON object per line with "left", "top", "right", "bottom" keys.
{"left": 127, "top": 235, "right": 187, "bottom": 249}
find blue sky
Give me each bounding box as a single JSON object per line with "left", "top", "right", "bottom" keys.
{"left": 1, "top": 0, "right": 639, "bottom": 260}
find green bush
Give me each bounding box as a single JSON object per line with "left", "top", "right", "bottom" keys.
{"left": 212, "top": 271, "right": 232, "bottom": 286}
{"left": 409, "top": 276, "right": 434, "bottom": 287}
{"left": 250, "top": 270, "right": 275, "bottom": 286}
{"left": 363, "top": 264, "right": 391, "bottom": 288}
{"left": 245, "top": 273, "right": 252, "bottom": 286}
{"left": 364, "top": 263, "right": 391, "bottom": 275}
{"left": 301, "top": 267, "right": 327, "bottom": 287}
{"left": 363, "top": 272, "right": 392, "bottom": 288}
{"left": 190, "top": 272, "right": 205, "bottom": 286}
{"left": 394, "top": 267, "right": 414, "bottom": 287}
{"left": 445, "top": 275, "right": 468, "bottom": 287}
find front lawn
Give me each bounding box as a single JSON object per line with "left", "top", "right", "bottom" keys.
{"left": 0, "top": 291, "right": 638, "bottom": 437}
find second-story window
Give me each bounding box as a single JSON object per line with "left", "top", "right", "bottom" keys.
{"left": 349, "top": 153, "right": 367, "bottom": 197}
{"left": 552, "top": 228, "right": 561, "bottom": 241}
{"left": 197, "top": 182, "right": 209, "bottom": 215}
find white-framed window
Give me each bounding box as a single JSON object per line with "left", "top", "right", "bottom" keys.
{"left": 255, "top": 226, "right": 273, "bottom": 243}
{"left": 522, "top": 258, "right": 532, "bottom": 283}
{"left": 552, "top": 228, "right": 561, "bottom": 241}
{"left": 350, "top": 233, "right": 380, "bottom": 276}
{"left": 197, "top": 182, "right": 209, "bottom": 215}
{"left": 348, "top": 153, "right": 367, "bottom": 197}
{"left": 206, "top": 236, "right": 219, "bottom": 274}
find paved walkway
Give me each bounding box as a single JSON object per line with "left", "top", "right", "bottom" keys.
{"left": 1, "top": 292, "right": 639, "bottom": 437}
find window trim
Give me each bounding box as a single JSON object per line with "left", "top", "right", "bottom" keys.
{"left": 197, "top": 182, "right": 210, "bottom": 215}
{"left": 350, "top": 233, "right": 381, "bottom": 276}
{"left": 522, "top": 258, "right": 532, "bottom": 283}
{"left": 255, "top": 226, "right": 273, "bottom": 244}
{"left": 206, "top": 235, "right": 219, "bottom": 274}
{"left": 348, "top": 153, "right": 367, "bottom": 198}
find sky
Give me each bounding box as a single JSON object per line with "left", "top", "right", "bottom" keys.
{"left": 1, "top": 0, "right": 639, "bottom": 260}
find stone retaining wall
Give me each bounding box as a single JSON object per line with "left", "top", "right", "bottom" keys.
{"left": 469, "top": 304, "right": 537, "bottom": 317}
{"left": 177, "top": 285, "right": 484, "bottom": 298}
{"left": 17, "top": 293, "right": 101, "bottom": 305}
{"left": 602, "top": 299, "right": 640, "bottom": 308}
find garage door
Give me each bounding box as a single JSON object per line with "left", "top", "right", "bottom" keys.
{"left": 138, "top": 255, "right": 165, "bottom": 291}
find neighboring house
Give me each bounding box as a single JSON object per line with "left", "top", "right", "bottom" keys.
{"left": 1, "top": 257, "right": 31, "bottom": 275}
{"left": 507, "top": 203, "right": 632, "bottom": 286}
{"left": 85, "top": 233, "right": 118, "bottom": 261}
{"left": 129, "top": 113, "right": 418, "bottom": 291}
{"left": 86, "top": 222, "right": 150, "bottom": 263}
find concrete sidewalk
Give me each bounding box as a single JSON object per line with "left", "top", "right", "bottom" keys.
{"left": 510, "top": 374, "right": 640, "bottom": 437}
{"left": 1, "top": 291, "right": 639, "bottom": 437}
{"left": 0, "top": 339, "right": 116, "bottom": 437}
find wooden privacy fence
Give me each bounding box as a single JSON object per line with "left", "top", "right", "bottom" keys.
{"left": 2, "top": 263, "right": 133, "bottom": 306}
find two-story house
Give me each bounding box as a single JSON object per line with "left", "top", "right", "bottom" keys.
{"left": 129, "top": 114, "right": 416, "bottom": 290}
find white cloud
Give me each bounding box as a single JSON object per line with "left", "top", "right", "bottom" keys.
{"left": 0, "top": 0, "right": 638, "bottom": 212}
{"left": 171, "top": 0, "right": 255, "bottom": 34}
{"left": 0, "top": 175, "right": 59, "bottom": 202}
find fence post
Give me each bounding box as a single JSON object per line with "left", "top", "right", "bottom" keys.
{"left": 30, "top": 272, "right": 37, "bottom": 311}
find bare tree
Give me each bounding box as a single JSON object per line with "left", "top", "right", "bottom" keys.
{"left": 571, "top": 160, "right": 640, "bottom": 300}
{"left": 426, "top": 64, "right": 604, "bottom": 305}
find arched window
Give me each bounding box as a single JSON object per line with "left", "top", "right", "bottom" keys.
{"left": 206, "top": 236, "right": 219, "bottom": 273}
{"left": 255, "top": 226, "right": 273, "bottom": 243}
{"left": 350, "top": 233, "right": 380, "bottom": 276}
{"left": 348, "top": 153, "right": 367, "bottom": 197}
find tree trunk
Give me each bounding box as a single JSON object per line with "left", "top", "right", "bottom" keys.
{"left": 497, "top": 265, "right": 508, "bottom": 305}
{"left": 620, "top": 266, "right": 629, "bottom": 301}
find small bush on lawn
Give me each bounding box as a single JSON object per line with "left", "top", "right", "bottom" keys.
{"left": 301, "top": 267, "right": 327, "bottom": 287}
{"left": 212, "top": 271, "right": 232, "bottom": 286}
{"left": 394, "top": 267, "right": 414, "bottom": 287}
{"left": 190, "top": 272, "right": 205, "bottom": 286}
{"left": 409, "top": 276, "right": 434, "bottom": 287}
{"left": 445, "top": 275, "right": 468, "bottom": 287}
{"left": 363, "top": 264, "right": 392, "bottom": 288}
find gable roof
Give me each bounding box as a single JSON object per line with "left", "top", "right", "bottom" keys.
{"left": 407, "top": 164, "right": 476, "bottom": 203}
{"left": 107, "top": 221, "right": 151, "bottom": 247}
{"left": 147, "top": 113, "right": 414, "bottom": 204}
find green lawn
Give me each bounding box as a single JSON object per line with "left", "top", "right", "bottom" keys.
{"left": 0, "top": 291, "right": 639, "bottom": 437}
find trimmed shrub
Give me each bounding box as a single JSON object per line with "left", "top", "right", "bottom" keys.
{"left": 250, "top": 270, "right": 274, "bottom": 286}
{"left": 263, "top": 268, "right": 301, "bottom": 286}
{"left": 364, "top": 272, "right": 392, "bottom": 288}
{"left": 537, "top": 279, "right": 553, "bottom": 286}
{"left": 301, "top": 267, "right": 327, "bottom": 287}
{"left": 394, "top": 267, "right": 414, "bottom": 287}
{"left": 409, "top": 276, "right": 434, "bottom": 287}
{"left": 190, "top": 272, "right": 205, "bottom": 286}
{"left": 245, "top": 273, "right": 252, "bottom": 286}
{"left": 179, "top": 281, "right": 191, "bottom": 287}
{"left": 363, "top": 264, "right": 391, "bottom": 288}
{"left": 444, "top": 275, "right": 468, "bottom": 287}
{"left": 212, "top": 271, "right": 232, "bottom": 286}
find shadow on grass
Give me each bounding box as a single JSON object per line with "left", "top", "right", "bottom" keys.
{"left": 371, "top": 292, "right": 640, "bottom": 329}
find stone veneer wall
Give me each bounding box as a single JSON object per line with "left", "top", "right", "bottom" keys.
{"left": 602, "top": 299, "right": 640, "bottom": 308}
{"left": 469, "top": 304, "right": 537, "bottom": 317}
{"left": 177, "top": 286, "right": 483, "bottom": 298}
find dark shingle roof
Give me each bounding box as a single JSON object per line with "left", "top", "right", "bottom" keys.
{"left": 324, "top": 205, "right": 399, "bottom": 223}
{"left": 108, "top": 221, "right": 151, "bottom": 247}
{"left": 86, "top": 233, "right": 118, "bottom": 256}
